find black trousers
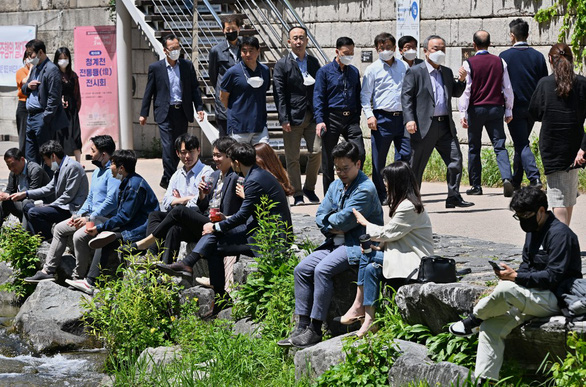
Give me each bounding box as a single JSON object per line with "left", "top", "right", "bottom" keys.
{"left": 147, "top": 206, "right": 207, "bottom": 263}
{"left": 158, "top": 107, "right": 188, "bottom": 183}
{"left": 16, "top": 100, "right": 27, "bottom": 153}
{"left": 321, "top": 110, "right": 365, "bottom": 193}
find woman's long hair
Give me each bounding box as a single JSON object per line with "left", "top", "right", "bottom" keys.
{"left": 254, "top": 143, "right": 295, "bottom": 196}
{"left": 53, "top": 47, "right": 73, "bottom": 76}
{"left": 549, "top": 43, "right": 575, "bottom": 98}
{"left": 382, "top": 161, "right": 424, "bottom": 217}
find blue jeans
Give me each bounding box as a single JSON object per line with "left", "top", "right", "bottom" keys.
{"left": 371, "top": 110, "right": 411, "bottom": 202}
{"left": 357, "top": 250, "right": 384, "bottom": 306}
{"left": 506, "top": 107, "right": 540, "bottom": 186}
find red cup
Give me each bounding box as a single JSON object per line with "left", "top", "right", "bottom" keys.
{"left": 209, "top": 207, "right": 221, "bottom": 222}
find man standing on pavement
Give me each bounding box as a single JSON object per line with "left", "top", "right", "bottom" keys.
{"left": 220, "top": 37, "right": 270, "bottom": 144}
{"left": 209, "top": 15, "right": 241, "bottom": 137}
{"left": 273, "top": 26, "right": 322, "bottom": 206}
{"left": 459, "top": 30, "right": 515, "bottom": 198}
{"left": 139, "top": 34, "right": 205, "bottom": 189}
{"left": 500, "top": 19, "right": 547, "bottom": 190}
{"left": 449, "top": 186, "right": 582, "bottom": 383}
{"left": 401, "top": 35, "right": 474, "bottom": 209}
{"left": 398, "top": 35, "right": 423, "bottom": 68}
{"left": 22, "top": 39, "right": 69, "bottom": 165}
{"left": 314, "top": 36, "right": 364, "bottom": 193}
{"left": 361, "top": 32, "right": 409, "bottom": 204}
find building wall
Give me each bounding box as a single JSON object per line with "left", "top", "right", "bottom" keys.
{"left": 0, "top": 0, "right": 564, "bottom": 152}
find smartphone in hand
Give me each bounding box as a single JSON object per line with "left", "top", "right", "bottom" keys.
{"left": 488, "top": 261, "right": 505, "bottom": 271}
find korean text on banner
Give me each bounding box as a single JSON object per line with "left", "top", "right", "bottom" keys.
{"left": 74, "top": 26, "right": 119, "bottom": 153}
{"left": 0, "top": 25, "right": 36, "bottom": 87}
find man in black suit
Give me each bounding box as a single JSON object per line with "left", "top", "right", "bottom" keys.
{"left": 0, "top": 148, "right": 50, "bottom": 226}
{"left": 22, "top": 39, "right": 69, "bottom": 165}
{"left": 140, "top": 34, "right": 205, "bottom": 189}
{"left": 157, "top": 142, "right": 292, "bottom": 297}
{"left": 401, "top": 35, "right": 474, "bottom": 208}
{"left": 273, "top": 26, "right": 322, "bottom": 206}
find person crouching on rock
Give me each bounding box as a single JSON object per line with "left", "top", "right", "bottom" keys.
{"left": 278, "top": 141, "right": 384, "bottom": 348}
{"left": 341, "top": 161, "right": 434, "bottom": 338}
{"left": 448, "top": 186, "right": 582, "bottom": 384}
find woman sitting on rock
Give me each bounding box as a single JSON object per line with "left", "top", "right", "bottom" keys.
{"left": 341, "top": 161, "right": 434, "bottom": 337}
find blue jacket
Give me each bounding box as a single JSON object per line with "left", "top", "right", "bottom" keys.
{"left": 96, "top": 173, "right": 159, "bottom": 242}
{"left": 316, "top": 170, "right": 384, "bottom": 264}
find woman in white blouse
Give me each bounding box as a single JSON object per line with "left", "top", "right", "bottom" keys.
{"left": 341, "top": 161, "right": 434, "bottom": 337}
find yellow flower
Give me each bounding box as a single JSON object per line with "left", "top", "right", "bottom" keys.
{"left": 150, "top": 327, "right": 156, "bottom": 334}
{"left": 170, "top": 316, "right": 176, "bottom": 322}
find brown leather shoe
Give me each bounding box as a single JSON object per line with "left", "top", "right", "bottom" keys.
{"left": 155, "top": 261, "right": 193, "bottom": 280}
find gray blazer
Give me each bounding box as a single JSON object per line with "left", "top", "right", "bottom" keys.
{"left": 27, "top": 155, "right": 89, "bottom": 212}
{"left": 208, "top": 39, "right": 240, "bottom": 120}
{"left": 401, "top": 61, "right": 466, "bottom": 139}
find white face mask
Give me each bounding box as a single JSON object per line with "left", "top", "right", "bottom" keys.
{"left": 339, "top": 55, "right": 354, "bottom": 66}
{"left": 168, "top": 49, "right": 180, "bottom": 61}
{"left": 51, "top": 161, "right": 59, "bottom": 172}
{"left": 302, "top": 73, "right": 315, "bottom": 86}
{"left": 58, "top": 59, "right": 69, "bottom": 69}
{"left": 428, "top": 50, "right": 446, "bottom": 65}
{"left": 30, "top": 56, "right": 39, "bottom": 66}
{"left": 403, "top": 49, "right": 417, "bottom": 61}
{"left": 247, "top": 76, "right": 264, "bottom": 88}
{"left": 378, "top": 50, "right": 394, "bottom": 61}
{"left": 25, "top": 58, "right": 33, "bottom": 66}
{"left": 115, "top": 173, "right": 124, "bottom": 181}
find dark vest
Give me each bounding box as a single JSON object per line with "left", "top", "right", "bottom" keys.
{"left": 467, "top": 53, "right": 505, "bottom": 107}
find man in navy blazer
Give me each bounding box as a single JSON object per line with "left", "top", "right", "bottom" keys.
{"left": 140, "top": 34, "right": 205, "bottom": 189}
{"left": 157, "top": 142, "right": 292, "bottom": 298}
{"left": 401, "top": 35, "right": 474, "bottom": 209}
{"left": 22, "top": 39, "right": 69, "bottom": 165}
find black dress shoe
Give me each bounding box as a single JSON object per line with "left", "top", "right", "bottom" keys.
{"left": 446, "top": 196, "right": 475, "bottom": 208}
{"left": 155, "top": 261, "right": 193, "bottom": 280}
{"left": 292, "top": 195, "right": 304, "bottom": 206}
{"left": 502, "top": 179, "right": 514, "bottom": 197}
{"left": 160, "top": 177, "right": 169, "bottom": 189}
{"left": 302, "top": 189, "right": 320, "bottom": 203}
{"left": 466, "top": 186, "right": 483, "bottom": 195}
{"left": 530, "top": 179, "right": 543, "bottom": 189}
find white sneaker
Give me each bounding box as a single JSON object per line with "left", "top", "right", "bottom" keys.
{"left": 195, "top": 277, "right": 213, "bottom": 288}
{"left": 65, "top": 278, "right": 96, "bottom": 295}
{"left": 88, "top": 231, "right": 119, "bottom": 249}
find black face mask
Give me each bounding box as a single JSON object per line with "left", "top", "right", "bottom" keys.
{"left": 225, "top": 31, "right": 238, "bottom": 42}
{"left": 91, "top": 155, "right": 104, "bottom": 169}
{"left": 519, "top": 213, "right": 539, "bottom": 233}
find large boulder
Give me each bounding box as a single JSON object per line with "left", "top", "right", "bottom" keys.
{"left": 325, "top": 266, "right": 360, "bottom": 336}
{"left": 294, "top": 332, "right": 351, "bottom": 380}
{"left": 395, "top": 282, "right": 486, "bottom": 334}
{"left": 179, "top": 286, "right": 215, "bottom": 318}
{"left": 136, "top": 345, "right": 182, "bottom": 375}
{"left": 13, "top": 281, "right": 99, "bottom": 353}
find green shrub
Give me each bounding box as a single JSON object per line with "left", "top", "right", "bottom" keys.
{"left": 0, "top": 224, "right": 42, "bottom": 299}
{"left": 542, "top": 331, "right": 586, "bottom": 386}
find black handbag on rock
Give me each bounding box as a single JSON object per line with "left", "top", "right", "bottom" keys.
{"left": 406, "top": 255, "right": 458, "bottom": 284}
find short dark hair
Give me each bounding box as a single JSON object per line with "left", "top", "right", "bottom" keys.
{"left": 27, "top": 39, "right": 46, "bottom": 54}
{"left": 226, "top": 142, "right": 256, "bottom": 167}
{"left": 241, "top": 36, "right": 260, "bottom": 50}
{"left": 473, "top": 30, "right": 491, "bottom": 49}
{"left": 39, "top": 140, "right": 65, "bottom": 159}
{"left": 4, "top": 148, "right": 24, "bottom": 160}
{"left": 212, "top": 136, "right": 238, "bottom": 154}
{"left": 398, "top": 35, "right": 418, "bottom": 50}
{"left": 374, "top": 33, "right": 396, "bottom": 48}
{"left": 510, "top": 186, "right": 548, "bottom": 213}
{"left": 332, "top": 141, "right": 359, "bottom": 163}
{"left": 336, "top": 36, "right": 354, "bottom": 49}
{"left": 288, "top": 26, "right": 307, "bottom": 35}
{"left": 111, "top": 150, "right": 137, "bottom": 174}
{"left": 509, "top": 18, "right": 529, "bottom": 41}
{"left": 90, "top": 135, "right": 116, "bottom": 156}
{"left": 174, "top": 133, "right": 200, "bottom": 152}
{"left": 161, "top": 34, "right": 178, "bottom": 49}
{"left": 221, "top": 14, "right": 242, "bottom": 28}
{"left": 423, "top": 35, "right": 445, "bottom": 50}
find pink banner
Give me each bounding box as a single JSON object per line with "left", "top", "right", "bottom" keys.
{"left": 74, "top": 26, "right": 119, "bottom": 153}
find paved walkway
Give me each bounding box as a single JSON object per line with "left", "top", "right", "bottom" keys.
{"left": 0, "top": 140, "right": 584, "bottom": 251}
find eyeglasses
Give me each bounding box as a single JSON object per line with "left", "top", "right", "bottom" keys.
{"left": 334, "top": 165, "right": 355, "bottom": 174}
{"left": 512, "top": 212, "right": 535, "bottom": 221}
{"left": 179, "top": 150, "right": 196, "bottom": 156}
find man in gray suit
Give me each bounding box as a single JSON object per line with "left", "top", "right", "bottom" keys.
{"left": 11, "top": 141, "right": 88, "bottom": 240}
{"left": 22, "top": 40, "right": 69, "bottom": 165}
{"left": 401, "top": 35, "right": 474, "bottom": 209}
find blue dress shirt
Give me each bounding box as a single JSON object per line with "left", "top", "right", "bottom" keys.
{"left": 77, "top": 160, "right": 120, "bottom": 218}
{"left": 313, "top": 59, "right": 361, "bottom": 124}
{"left": 25, "top": 58, "right": 49, "bottom": 110}
{"left": 360, "top": 58, "right": 406, "bottom": 118}
{"left": 166, "top": 60, "right": 182, "bottom": 105}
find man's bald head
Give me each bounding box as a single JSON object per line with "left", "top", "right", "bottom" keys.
{"left": 473, "top": 30, "right": 490, "bottom": 50}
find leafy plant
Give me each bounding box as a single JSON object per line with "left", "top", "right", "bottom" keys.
{"left": 541, "top": 331, "right": 586, "bottom": 386}
{"left": 232, "top": 195, "right": 298, "bottom": 339}
{"left": 0, "top": 224, "right": 42, "bottom": 299}
{"left": 426, "top": 331, "right": 478, "bottom": 368}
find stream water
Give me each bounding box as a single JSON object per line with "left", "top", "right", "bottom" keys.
{"left": 0, "top": 303, "right": 109, "bottom": 386}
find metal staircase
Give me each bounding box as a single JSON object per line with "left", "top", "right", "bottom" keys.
{"left": 132, "top": 0, "right": 328, "bottom": 150}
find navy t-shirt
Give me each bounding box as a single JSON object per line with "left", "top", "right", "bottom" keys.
{"left": 220, "top": 61, "right": 270, "bottom": 134}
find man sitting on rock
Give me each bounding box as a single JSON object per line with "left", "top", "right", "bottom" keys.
{"left": 278, "top": 141, "right": 383, "bottom": 348}
{"left": 66, "top": 150, "right": 159, "bottom": 295}
{"left": 0, "top": 148, "right": 50, "bottom": 228}
{"left": 24, "top": 135, "right": 120, "bottom": 283}
{"left": 449, "top": 186, "right": 582, "bottom": 383}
